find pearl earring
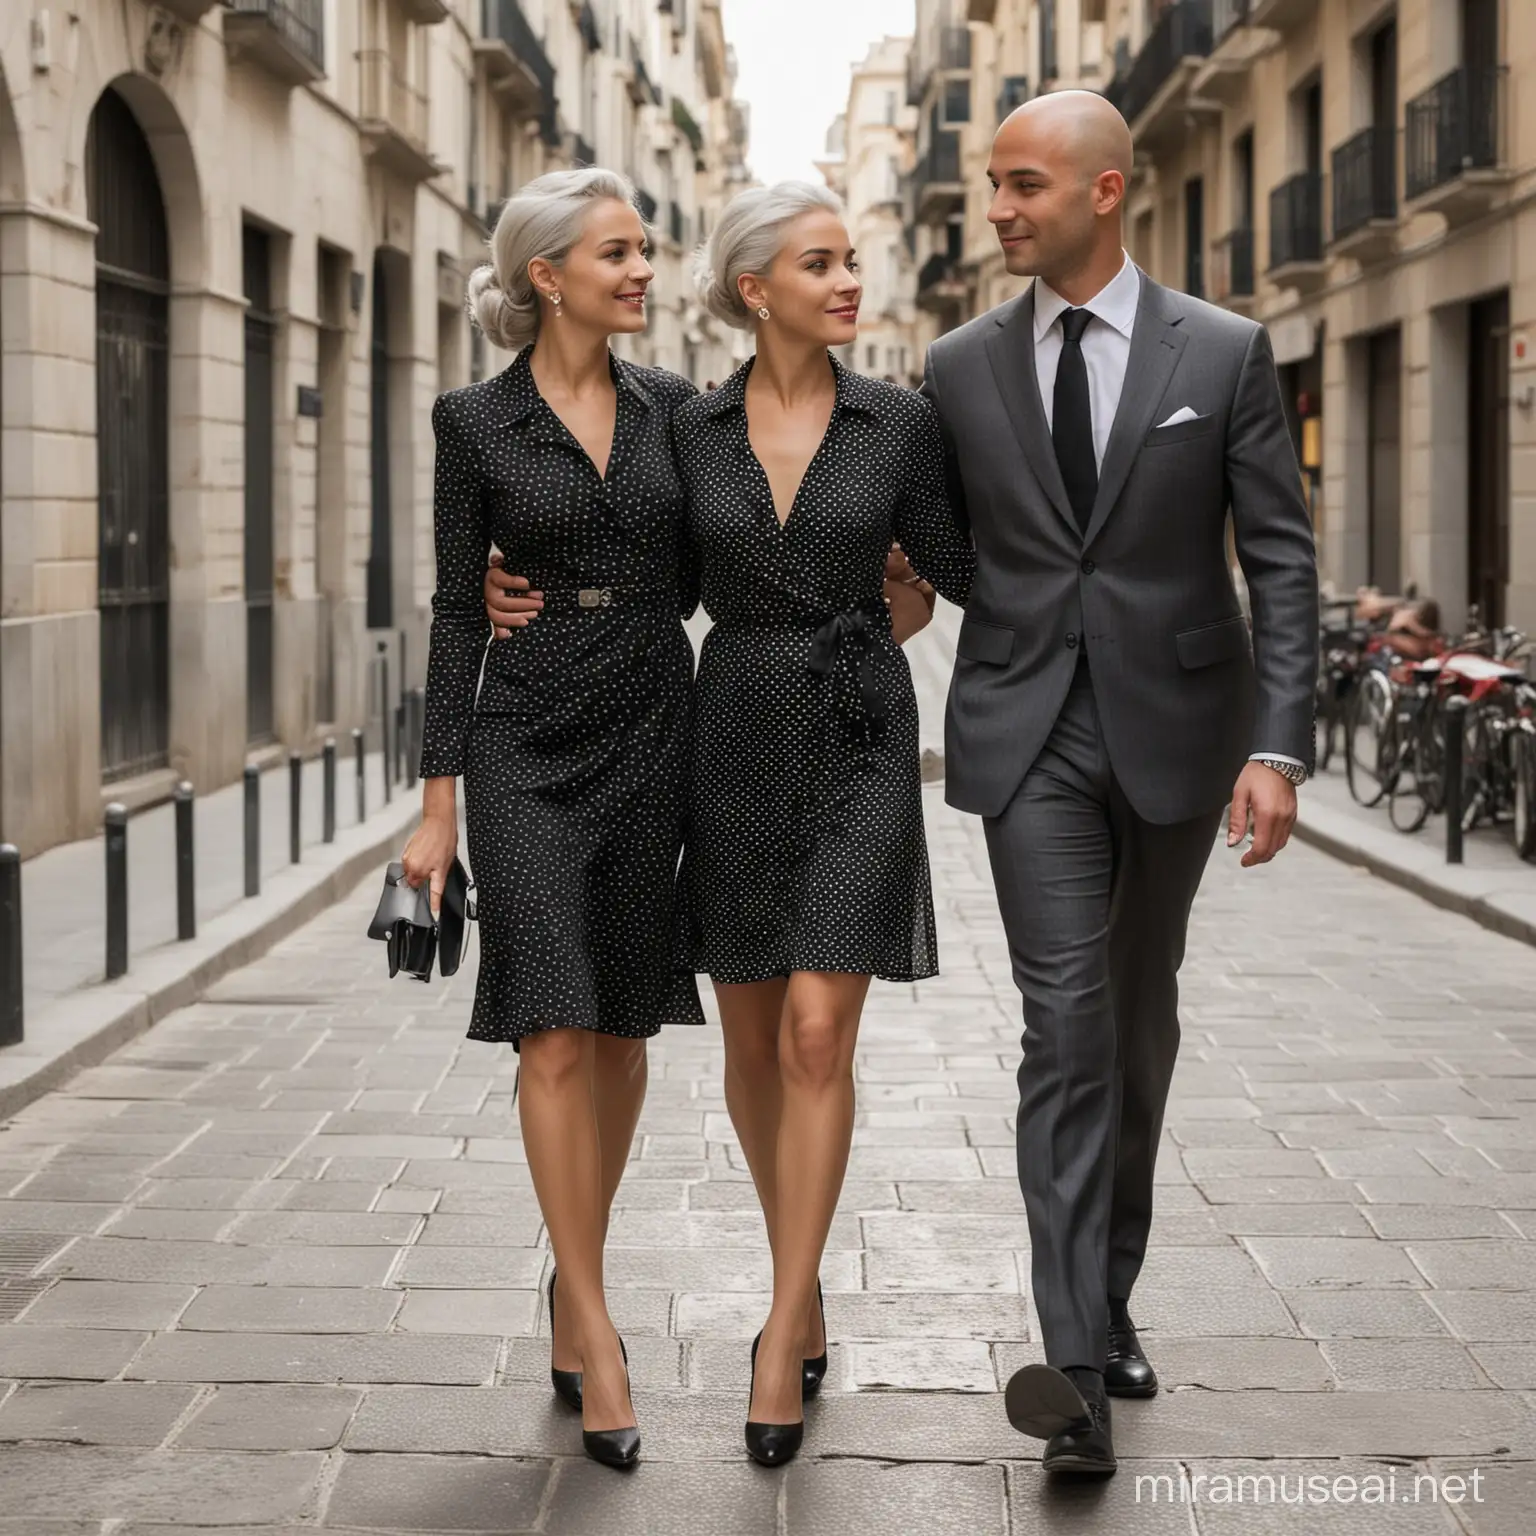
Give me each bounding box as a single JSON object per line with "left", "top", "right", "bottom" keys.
{"left": 757, "top": 306, "right": 770, "bottom": 321}
{"left": 551, "top": 292, "right": 563, "bottom": 314}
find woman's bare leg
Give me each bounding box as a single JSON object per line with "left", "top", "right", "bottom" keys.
{"left": 748, "top": 971, "right": 870, "bottom": 1425}
{"left": 545, "top": 1034, "right": 649, "bottom": 1376}
{"left": 716, "top": 979, "right": 825, "bottom": 1356}
{"left": 518, "top": 1028, "right": 633, "bottom": 1433}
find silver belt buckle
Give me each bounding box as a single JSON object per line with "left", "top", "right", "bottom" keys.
{"left": 578, "top": 587, "right": 613, "bottom": 609}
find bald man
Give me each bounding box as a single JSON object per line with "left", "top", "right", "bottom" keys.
{"left": 923, "top": 92, "right": 1317, "bottom": 1474}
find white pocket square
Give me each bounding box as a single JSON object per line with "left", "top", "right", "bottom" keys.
{"left": 1155, "top": 406, "right": 1202, "bottom": 428}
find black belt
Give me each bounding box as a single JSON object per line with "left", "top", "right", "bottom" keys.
{"left": 536, "top": 585, "right": 674, "bottom": 612}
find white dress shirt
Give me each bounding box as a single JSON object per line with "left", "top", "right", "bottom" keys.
{"left": 1031, "top": 254, "right": 1304, "bottom": 777}
{"left": 1031, "top": 252, "right": 1141, "bottom": 471}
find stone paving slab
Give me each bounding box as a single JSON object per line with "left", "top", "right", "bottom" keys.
{"left": 2, "top": 765, "right": 1536, "bottom": 1529}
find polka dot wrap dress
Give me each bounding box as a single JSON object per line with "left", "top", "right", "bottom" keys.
{"left": 420, "top": 349, "right": 705, "bottom": 1044}
{"left": 675, "top": 357, "right": 976, "bottom": 985}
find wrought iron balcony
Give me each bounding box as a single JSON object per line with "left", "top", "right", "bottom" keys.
{"left": 908, "top": 129, "right": 964, "bottom": 227}
{"left": 1331, "top": 125, "right": 1397, "bottom": 257}
{"left": 1268, "top": 170, "right": 1326, "bottom": 289}
{"left": 478, "top": 0, "right": 560, "bottom": 146}
{"left": 1210, "top": 226, "right": 1255, "bottom": 310}
{"left": 1213, "top": 0, "right": 1251, "bottom": 40}
{"left": 907, "top": 25, "right": 970, "bottom": 106}
{"left": 358, "top": 50, "right": 439, "bottom": 183}
{"left": 1405, "top": 65, "right": 1506, "bottom": 222}
{"left": 628, "top": 35, "right": 663, "bottom": 106}
{"left": 1103, "top": 0, "right": 1213, "bottom": 142}
{"left": 915, "top": 253, "right": 966, "bottom": 315}
{"left": 1195, "top": 0, "right": 1271, "bottom": 105}
{"left": 224, "top": 0, "right": 325, "bottom": 85}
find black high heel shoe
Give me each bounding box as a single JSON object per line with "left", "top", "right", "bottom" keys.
{"left": 802, "top": 1280, "right": 829, "bottom": 1399}
{"left": 582, "top": 1333, "right": 640, "bottom": 1470}
{"left": 546, "top": 1269, "right": 582, "bottom": 1412}
{"left": 745, "top": 1331, "right": 804, "bottom": 1467}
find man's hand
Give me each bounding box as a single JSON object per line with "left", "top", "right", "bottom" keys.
{"left": 1226, "top": 761, "right": 1298, "bottom": 868}
{"left": 484, "top": 551, "right": 543, "bottom": 637}
{"left": 884, "top": 542, "right": 936, "bottom": 646}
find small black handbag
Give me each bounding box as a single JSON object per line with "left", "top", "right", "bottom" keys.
{"left": 367, "top": 858, "right": 476, "bottom": 981}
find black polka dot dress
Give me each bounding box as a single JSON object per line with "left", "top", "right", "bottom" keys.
{"left": 420, "top": 349, "right": 705, "bottom": 1044}
{"left": 674, "top": 357, "right": 975, "bottom": 985}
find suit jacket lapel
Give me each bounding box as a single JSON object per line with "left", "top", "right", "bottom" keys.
{"left": 984, "top": 288, "right": 1079, "bottom": 541}
{"left": 1083, "top": 275, "right": 1187, "bottom": 548}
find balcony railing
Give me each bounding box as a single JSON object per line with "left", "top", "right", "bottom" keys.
{"left": 1212, "top": 0, "right": 1252, "bottom": 43}
{"left": 226, "top": 0, "right": 325, "bottom": 82}
{"left": 480, "top": 0, "right": 560, "bottom": 145}
{"left": 1104, "top": 0, "right": 1212, "bottom": 126}
{"left": 1268, "top": 170, "right": 1324, "bottom": 269}
{"left": 1331, "top": 125, "right": 1396, "bottom": 239}
{"left": 1210, "top": 226, "right": 1254, "bottom": 302}
{"left": 1405, "top": 65, "right": 1502, "bottom": 201}
{"left": 918, "top": 129, "right": 962, "bottom": 189}
{"left": 908, "top": 24, "right": 971, "bottom": 105}
{"left": 917, "top": 254, "right": 957, "bottom": 291}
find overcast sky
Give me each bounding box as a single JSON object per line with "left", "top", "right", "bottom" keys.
{"left": 721, "top": 0, "right": 916, "bottom": 187}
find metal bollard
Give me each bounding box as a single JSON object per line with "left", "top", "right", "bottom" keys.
{"left": 323, "top": 738, "right": 337, "bottom": 844}
{"left": 289, "top": 750, "right": 303, "bottom": 865}
{"left": 0, "top": 843, "right": 22, "bottom": 1047}
{"left": 105, "top": 803, "right": 128, "bottom": 980}
{"left": 377, "top": 648, "right": 393, "bottom": 803}
{"left": 174, "top": 781, "right": 196, "bottom": 942}
{"left": 353, "top": 727, "right": 366, "bottom": 823}
{"left": 244, "top": 765, "right": 261, "bottom": 898}
{"left": 1444, "top": 694, "right": 1468, "bottom": 865}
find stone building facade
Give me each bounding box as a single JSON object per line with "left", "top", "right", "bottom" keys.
{"left": 818, "top": 37, "right": 924, "bottom": 386}
{"left": 908, "top": 0, "right": 1530, "bottom": 635}
{"left": 0, "top": 0, "right": 750, "bottom": 858}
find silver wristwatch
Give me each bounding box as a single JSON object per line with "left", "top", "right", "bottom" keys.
{"left": 1255, "top": 757, "right": 1307, "bottom": 786}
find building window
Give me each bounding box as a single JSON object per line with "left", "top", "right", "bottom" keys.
{"left": 867, "top": 344, "right": 878, "bottom": 369}
{"left": 943, "top": 78, "right": 971, "bottom": 125}
{"left": 1184, "top": 176, "right": 1204, "bottom": 298}
{"left": 885, "top": 90, "right": 897, "bottom": 125}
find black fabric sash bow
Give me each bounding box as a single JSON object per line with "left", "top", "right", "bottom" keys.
{"left": 808, "top": 606, "right": 887, "bottom": 743}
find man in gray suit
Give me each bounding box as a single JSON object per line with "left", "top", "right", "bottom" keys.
{"left": 923, "top": 92, "right": 1318, "bottom": 1475}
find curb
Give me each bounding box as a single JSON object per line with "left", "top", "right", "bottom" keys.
{"left": 919, "top": 748, "right": 1536, "bottom": 953}
{"left": 0, "top": 800, "right": 418, "bottom": 1121}
{"left": 1290, "top": 816, "right": 1536, "bottom": 951}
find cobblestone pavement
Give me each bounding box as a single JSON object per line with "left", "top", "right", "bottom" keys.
{"left": 2, "top": 788, "right": 1535, "bottom": 1534}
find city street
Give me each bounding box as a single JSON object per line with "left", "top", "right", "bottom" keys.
{"left": 1, "top": 784, "right": 1534, "bottom": 1533}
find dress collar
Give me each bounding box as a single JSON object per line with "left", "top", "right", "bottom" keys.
{"left": 492, "top": 346, "right": 655, "bottom": 425}
{"left": 696, "top": 352, "right": 884, "bottom": 420}
{"left": 1032, "top": 252, "right": 1141, "bottom": 344}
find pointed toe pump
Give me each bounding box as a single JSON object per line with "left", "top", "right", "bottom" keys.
{"left": 546, "top": 1269, "right": 583, "bottom": 1412}
{"left": 801, "top": 1281, "right": 829, "bottom": 1399}
{"left": 581, "top": 1335, "right": 640, "bottom": 1471}
{"left": 746, "top": 1332, "right": 804, "bottom": 1468}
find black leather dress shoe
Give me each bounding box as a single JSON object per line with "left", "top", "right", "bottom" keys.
{"left": 1105, "top": 1299, "right": 1158, "bottom": 1399}
{"left": 1005, "top": 1364, "right": 1116, "bottom": 1477}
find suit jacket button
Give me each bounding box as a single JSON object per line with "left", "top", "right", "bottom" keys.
{"left": 1065, "top": 632, "right": 1079, "bottom": 649}
{"left": 1081, "top": 558, "right": 1096, "bottom": 575}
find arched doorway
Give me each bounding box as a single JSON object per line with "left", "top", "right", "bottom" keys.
{"left": 88, "top": 87, "right": 171, "bottom": 780}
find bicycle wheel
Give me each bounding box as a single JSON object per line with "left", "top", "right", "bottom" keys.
{"left": 1388, "top": 737, "right": 1434, "bottom": 833}
{"left": 1346, "top": 669, "right": 1397, "bottom": 808}
{"left": 1515, "top": 732, "right": 1536, "bottom": 862}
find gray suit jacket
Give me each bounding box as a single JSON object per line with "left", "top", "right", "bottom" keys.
{"left": 925, "top": 269, "right": 1319, "bottom": 825}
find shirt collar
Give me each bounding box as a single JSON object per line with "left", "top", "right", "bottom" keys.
{"left": 1032, "top": 253, "right": 1140, "bottom": 344}
{"left": 697, "top": 353, "right": 883, "bottom": 420}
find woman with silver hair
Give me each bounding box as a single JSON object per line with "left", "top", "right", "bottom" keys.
{"left": 403, "top": 167, "right": 703, "bottom": 1471}
{"left": 673, "top": 181, "right": 974, "bottom": 1466}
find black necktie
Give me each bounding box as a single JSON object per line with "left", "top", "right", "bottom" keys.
{"left": 1053, "top": 307, "right": 1098, "bottom": 535}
